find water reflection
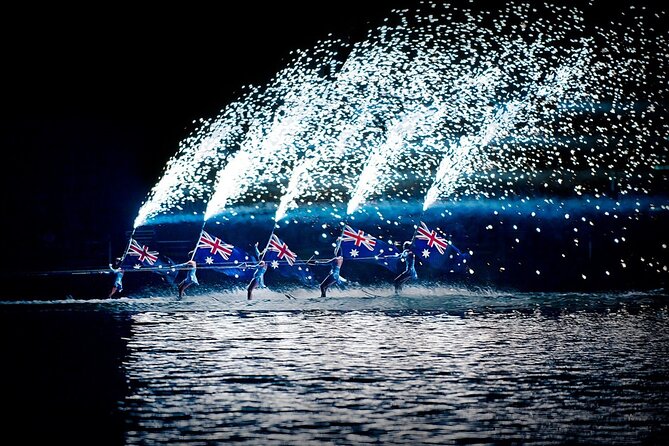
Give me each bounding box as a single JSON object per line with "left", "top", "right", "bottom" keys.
{"left": 120, "top": 300, "right": 669, "bottom": 444}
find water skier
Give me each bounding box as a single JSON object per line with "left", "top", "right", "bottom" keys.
{"left": 394, "top": 241, "right": 417, "bottom": 294}
{"left": 175, "top": 255, "right": 198, "bottom": 299}
{"left": 310, "top": 244, "right": 345, "bottom": 298}
{"left": 247, "top": 242, "right": 267, "bottom": 300}
{"left": 108, "top": 257, "right": 124, "bottom": 298}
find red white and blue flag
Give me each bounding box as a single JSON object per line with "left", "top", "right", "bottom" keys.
{"left": 193, "top": 229, "right": 254, "bottom": 279}
{"left": 339, "top": 225, "right": 400, "bottom": 273}
{"left": 341, "top": 225, "right": 377, "bottom": 252}
{"left": 415, "top": 221, "right": 449, "bottom": 255}
{"left": 413, "top": 221, "right": 468, "bottom": 272}
{"left": 263, "top": 233, "right": 314, "bottom": 283}
{"left": 266, "top": 234, "right": 297, "bottom": 266}
{"left": 196, "top": 230, "right": 234, "bottom": 260}
{"left": 125, "top": 239, "right": 159, "bottom": 266}
{"left": 121, "top": 238, "right": 177, "bottom": 284}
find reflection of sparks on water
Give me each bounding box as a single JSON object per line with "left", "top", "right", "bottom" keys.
{"left": 134, "top": 2, "right": 667, "bottom": 228}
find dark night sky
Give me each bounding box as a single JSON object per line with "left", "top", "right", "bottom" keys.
{"left": 1, "top": 0, "right": 662, "bottom": 276}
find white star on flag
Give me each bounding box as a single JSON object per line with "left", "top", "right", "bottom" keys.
{"left": 422, "top": 249, "right": 431, "bottom": 258}
{"left": 350, "top": 249, "right": 359, "bottom": 257}
{"left": 271, "top": 260, "right": 280, "bottom": 269}
{"left": 206, "top": 257, "right": 214, "bottom": 264}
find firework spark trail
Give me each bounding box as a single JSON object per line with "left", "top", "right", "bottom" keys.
{"left": 424, "top": 45, "right": 593, "bottom": 209}
{"left": 276, "top": 33, "right": 437, "bottom": 219}
{"left": 203, "top": 45, "right": 345, "bottom": 220}
{"left": 345, "top": 66, "right": 507, "bottom": 214}
{"left": 347, "top": 112, "right": 427, "bottom": 215}
{"left": 134, "top": 97, "right": 256, "bottom": 227}
{"left": 273, "top": 42, "right": 390, "bottom": 220}
{"left": 274, "top": 100, "right": 384, "bottom": 220}
{"left": 342, "top": 26, "right": 508, "bottom": 214}
{"left": 133, "top": 2, "right": 667, "bottom": 229}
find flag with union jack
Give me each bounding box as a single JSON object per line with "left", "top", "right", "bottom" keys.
{"left": 265, "top": 234, "right": 297, "bottom": 266}
{"left": 263, "top": 233, "right": 314, "bottom": 284}
{"left": 121, "top": 238, "right": 177, "bottom": 284}
{"left": 193, "top": 229, "right": 254, "bottom": 280}
{"left": 339, "top": 225, "right": 400, "bottom": 273}
{"left": 124, "top": 238, "right": 160, "bottom": 266}
{"left": 413, "top": 221, "right": 468, "bottom": 272}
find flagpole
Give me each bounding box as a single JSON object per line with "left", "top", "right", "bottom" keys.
{"left": 119, "top": 235, "right": 133, "bottom": 263}
{"left": 190, "top": 225, "right": 206, "bottom": 262}
{"left": 334, "top": 222, "right": 347, "bottom": 257}
{"left": 408, "top": 208, "right": 426, "bottom": 246}
{"left": 259, "top": 221, "right": 278, "bottom": 262}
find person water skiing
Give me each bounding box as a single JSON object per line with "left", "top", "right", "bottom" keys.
{"left": 310, "top": 243, "right": 345, "bottom": 298}
{"left": 175, "top": 254, "right": 198, "bottom": 299}
{"left": 247, "top": 242, "right": 267, "bottom": 300}
{"left": 394, "top": 241, "right": 417, "bottom": 294}
{"left": 108, "top": 257, "right": 124, "bottom": 298}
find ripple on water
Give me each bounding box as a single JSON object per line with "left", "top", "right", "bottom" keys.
{"left": 116, "top": 293, "right": 669, "bottom": 444}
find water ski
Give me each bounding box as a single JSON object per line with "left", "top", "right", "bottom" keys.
{"left": 284, "top": 293, "right": 297, "bottom": 300}
{"left": 361, "top": 288, "right": 382, "bottom": 298}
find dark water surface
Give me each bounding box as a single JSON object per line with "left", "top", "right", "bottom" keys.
{"left": 2, "top": 288, "right": 668, "bottom": 445}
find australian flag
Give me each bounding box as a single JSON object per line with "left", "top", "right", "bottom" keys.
{"left": 413, "top": 221, "right": 469, "bottom": 273}
{"left": 339, "top": 225, "right": 400, "bottom": 273}
{"left": 121, "top": 238, "right": 177, "bottom": 284}
{"left": 193, "top": 230, "right": 255, "bottom": 280}
{"left": 263, "top": 233, "right": 315, "bottom": 284}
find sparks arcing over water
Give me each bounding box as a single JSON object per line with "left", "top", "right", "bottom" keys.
{"left": 424, "top": 47, "right": 592, "bottom": 210}
{"left": 134, "top": 1, "right": 668, "bottom": 228}
{"left": 133, "top": 102, "right": 248, "bottom": 227}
